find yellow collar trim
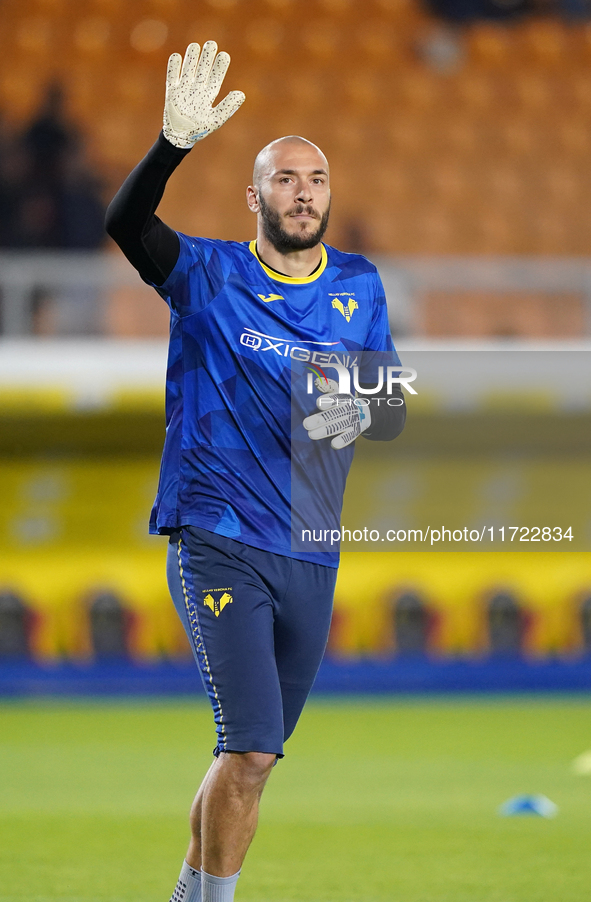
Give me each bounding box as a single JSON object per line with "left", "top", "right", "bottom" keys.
{"left": 249, "top": 240, "right": 327, "bottom": 284}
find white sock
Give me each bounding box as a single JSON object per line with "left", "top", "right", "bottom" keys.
{"left": 201, "top": 869, "right": 240, "bottom": 902}
{"left": 170, "top": 860, "right": 201, "bottom": 902}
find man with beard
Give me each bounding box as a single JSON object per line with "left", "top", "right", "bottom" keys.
{"left": 106, "top": 41, "right": 405, "bottom": 902}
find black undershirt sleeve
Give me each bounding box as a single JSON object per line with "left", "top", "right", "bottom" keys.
{"left": 359, "top": 384, "right": 406, "bottom": 442}
{"left": 104, "top": 132, "right": 191, "bottom": 286}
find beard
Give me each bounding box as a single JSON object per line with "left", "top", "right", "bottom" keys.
{"left": 259, "top": 193, "right": 331, "bottom": 253}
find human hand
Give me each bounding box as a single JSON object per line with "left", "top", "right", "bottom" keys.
{"left": 303, "top": 394, "right": 372, "bottom": 450}
{"left": 163, "top": 41, "right": 245, "bottom": 149}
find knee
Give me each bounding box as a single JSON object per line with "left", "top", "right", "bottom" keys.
{"left": 225, "top": 751, "right": 276, "bottom": 789}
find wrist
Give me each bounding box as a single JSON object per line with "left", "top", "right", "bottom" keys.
{"left": 157, "top": 130, "right": 194, "bottom": 157}
{"left": 161, "top": 128, "right": 195, "bottom": 150}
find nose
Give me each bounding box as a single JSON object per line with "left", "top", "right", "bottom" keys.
{"left": 295, "top": 181, "right": 312, "bottom": 204}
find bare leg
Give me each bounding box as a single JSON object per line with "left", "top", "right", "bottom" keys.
{"left": 186, "top": 758, "right": 220, "bottom": 869}
{"left": 186, "top": 751, "right": 276, "bottom": 877}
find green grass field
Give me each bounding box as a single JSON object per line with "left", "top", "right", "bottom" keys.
{"left": 1, "top": 696, "right": 591, "bottom": 902}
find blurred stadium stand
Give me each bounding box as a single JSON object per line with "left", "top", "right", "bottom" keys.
{"left": 2, "top": 2, "right": 591, "bottom": 334}
{"left": 0, "top": 0, "right": 591, "bottom": 261}
{"left": 0, "top": 1, "right": 590, "bottom": 689}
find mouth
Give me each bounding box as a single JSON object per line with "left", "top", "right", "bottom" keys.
{"left": 287, "top": 204, "right": 320, "bottom": 221}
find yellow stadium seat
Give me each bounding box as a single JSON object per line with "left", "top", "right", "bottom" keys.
{"left": 318, "top": 0, "right": 354, "bottom": 13}
{"left": 303, "top": 22, "right": 341, "bottom": 58}
{"left": 468, "top": 23, "right": 515, "bottom": 66}
{"left": 522, "top": 20, "right": 569, "bottom": 66}
{"left": 0, "top": 0, "right": 590, "bottom": 262}
{"left": 356, "top": 19, "right": 396, "bottom": 58}
{"left": 244, "top": 18, "right": 284, "bottom": 56}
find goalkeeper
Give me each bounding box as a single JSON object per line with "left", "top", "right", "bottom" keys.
{"left": 106, "top": 41, "right": 405, "bottom": 902}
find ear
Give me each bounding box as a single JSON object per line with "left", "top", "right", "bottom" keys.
{"left": 246, "top": 185, "right": 259, "bottom": 213}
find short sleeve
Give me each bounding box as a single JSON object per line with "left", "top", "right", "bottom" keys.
{"left": 147, "top": 234, "right": 233, "bottom": 316}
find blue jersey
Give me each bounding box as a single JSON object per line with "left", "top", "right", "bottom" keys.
{"left": 148, "top": 235, "right": 400, "bottom": 567}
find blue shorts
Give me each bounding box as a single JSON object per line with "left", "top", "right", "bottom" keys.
{"left": 167, "top": 526, "right": 337, "bottom": 757}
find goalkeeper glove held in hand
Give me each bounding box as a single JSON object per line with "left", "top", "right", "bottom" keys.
{"left": 303, "top": 393, "right": 372, "bottom": 450}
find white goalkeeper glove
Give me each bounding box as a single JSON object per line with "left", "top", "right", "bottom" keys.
{"left": 163, "top": 41, "right": 245, "bottom": 149}
{"left": 303, "top": 394, "right": 372, "bottom": 450}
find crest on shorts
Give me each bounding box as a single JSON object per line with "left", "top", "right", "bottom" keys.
{"left": 203, "top": 589, "right": 233, "bottom": 617}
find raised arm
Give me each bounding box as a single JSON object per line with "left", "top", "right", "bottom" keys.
{"left": 105, "top": 41, "right": 245, "bottom": 286}
{"left": 105, "top": 135, "right": 189, "bottom": 285}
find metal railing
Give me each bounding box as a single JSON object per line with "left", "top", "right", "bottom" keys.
{"left": 373, "top": 255, "right": 591, "bottom": 336}
{"left": 2, "top": 250, "right": 591, "bottom": 337}
{"left": 0, "top": 251, "right": 142, "bottom": 336}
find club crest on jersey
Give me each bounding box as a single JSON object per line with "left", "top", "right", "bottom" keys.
{"left": 331, "top": 296, "right": 358, "bottom": 322}
{"left": 203, "top": 588, "right": 233, "bottom": 617}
